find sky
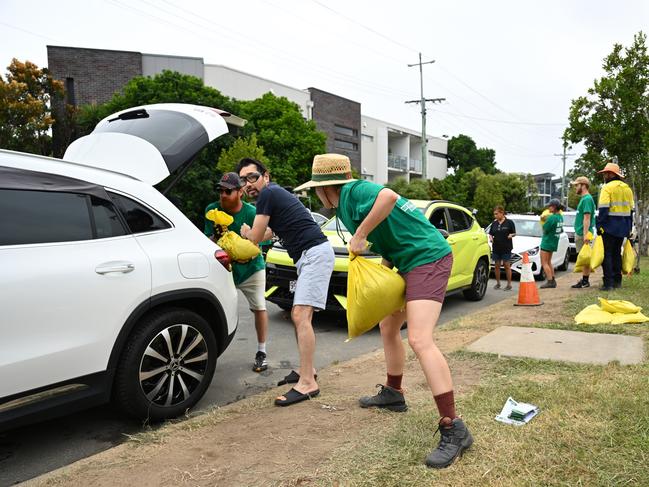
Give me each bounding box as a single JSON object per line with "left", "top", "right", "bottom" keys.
{"left": 1, "top": 0, "right": 648, "bottom": 175}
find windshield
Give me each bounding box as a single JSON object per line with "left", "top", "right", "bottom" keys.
{"left": 562, "top": 213, "right": 576, "bottom": 226}
{"left": 509, "top": 218, "right": 543, "bottom": 238}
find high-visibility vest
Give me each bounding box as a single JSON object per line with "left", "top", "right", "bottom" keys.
{"left": 598, "top": 180, "right": 634, "bottom": 217}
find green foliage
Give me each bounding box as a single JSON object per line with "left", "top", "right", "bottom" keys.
{"left": 385, "top": 177, "right": 431, "bottom": 200}
{"left": 238, "top": 93, "right": 326, "bottom": 188}
{"left": 447, "top": 134, "right": 498, "bottom": 174}
{"left": 564, "top": 31, "right": 649, "bottom": 254}
{"left": 217, "top": 134, "right": 268, "bottom": 174}
{"left": 0, "top": 59, "right": 63, "bottom": 155}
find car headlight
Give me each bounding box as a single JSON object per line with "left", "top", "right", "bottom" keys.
{"left": 527, "top": 246, "right": 540, "bottom": 256}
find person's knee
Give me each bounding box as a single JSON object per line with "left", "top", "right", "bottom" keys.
{"left": 407, "top": 333, "right": 432, "bottom": 355}
{"left": 291, "top": 306, "right": 312, "bottom": 326}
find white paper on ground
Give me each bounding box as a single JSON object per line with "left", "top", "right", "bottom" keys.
{"left": 495, "top": 396, "right": 540, "bottom": 426}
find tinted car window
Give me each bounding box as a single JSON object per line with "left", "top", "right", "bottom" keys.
{"left": 91, "top": 196, "right": 127, "bottom": 238}
{"left": 109, "top": 193, "right": 170, "bottom": 233}
{"left": 0, "top": 189, "right": 92, "bottom": 245}
{"left": 429, "top": 208, "right": 448, "bottom": 231}
{"left": 448, "top": 208, "right": 472, "bottom": 232}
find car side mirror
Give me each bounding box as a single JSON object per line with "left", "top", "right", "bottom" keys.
{"left": 438, "top": 229, "right": 449, "bottom": 239}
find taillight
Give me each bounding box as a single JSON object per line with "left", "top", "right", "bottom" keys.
{"left": 214, "top": 250, "right": 231, "bottom": 271}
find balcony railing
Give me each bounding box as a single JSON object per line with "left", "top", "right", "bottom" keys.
{"left": 409, "top": 158, "right": 422, "bottom": 173}
{"left": 388, "top": 154, "right": 408, "bottom": 171}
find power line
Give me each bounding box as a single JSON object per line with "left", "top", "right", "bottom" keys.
{"left": 431, "top": 109, "right": 566, "bottom": 126}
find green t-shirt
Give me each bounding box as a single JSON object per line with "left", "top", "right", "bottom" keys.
{"left": 575, "top": 193, "right": 596, "bottom": 237}
{"left": 204, "top": 201, "right": 265, "bottom": 286}
{"left": 540, "top": 213, "right": 563, "bottom": 252}
{"left": 337, "top": 180, "right": 451, "bottom": 274}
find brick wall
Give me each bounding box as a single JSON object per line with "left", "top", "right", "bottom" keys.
{"left": 308, "top": 88, "right": 361, "bottom": 173}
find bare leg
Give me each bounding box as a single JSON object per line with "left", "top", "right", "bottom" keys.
{"left": 253, "top": 309, "right": 268, "bottom": 344}
{"left": 379, "top": 309, "right": 407, "bottom": 376}
{"left": 504, "top": 261, "right": 512, "bottom": 286}
{"left": 541, "top": 250, "right": 553, "bottom": 281}
{"left": 494, "top": 260, "right": 502, "bottom": 286}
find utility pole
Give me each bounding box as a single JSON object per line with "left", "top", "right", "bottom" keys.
{"left": 406, "top": 53, "right": 445, "bottom": 180}
{"left": 554, "top": 142, "right": 575, "bottom": 208}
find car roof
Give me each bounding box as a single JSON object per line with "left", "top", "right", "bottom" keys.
{"left": 410, "top": 199, "right": 473, "bottom": 214}
{"left": 507, "top": 213, "right": 540, "bottom": 220}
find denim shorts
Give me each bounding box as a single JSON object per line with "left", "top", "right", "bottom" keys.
{"left": 492, "top": 252, "right": 512, "bottom": 261}
{"left": 294, "top": 241, "right": 335, "bottom": 310}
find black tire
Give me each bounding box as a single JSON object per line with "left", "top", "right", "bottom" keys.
{"left": 113, "top": 308, "right": 217, "bottom": 422}
{"left": 463, "top": 259, "right": 489, "bottom": 301}
{"left": 557, "top": 249, "right": 570, "bottom": 271}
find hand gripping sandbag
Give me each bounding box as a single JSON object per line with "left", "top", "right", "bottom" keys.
{"left": 622, "top": 239, "right": 636, "bottom": 275}
{"left": 217, "top": 231, "right": 261, "bottom": 262}
{"left": 346, "top": 255, "right": 405, "bottom": 340}
{"left": 574, "top": 231, "right": 593, "bottom": 273}
{"left": 590, "top": 235, "right": 604, "bottom": 271}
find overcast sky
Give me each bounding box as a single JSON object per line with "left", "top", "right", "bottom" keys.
{"left": 1, "top": 0, "right": 648, "bottom": 175}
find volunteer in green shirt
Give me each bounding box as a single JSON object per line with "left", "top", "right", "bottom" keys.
{"left": 539, "top": 199, "right": 564, "bottom": 289}
{"left": 570, "top": 176, "right": 596, "bottom": 289}
{"left": 295, "top": 154, "right": 473, "bottom": 470}
{"left": 204, "top": 172, "right": 269, "bottom": 373}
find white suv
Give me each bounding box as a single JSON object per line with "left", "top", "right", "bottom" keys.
{"left": 0, "top": 104, "right": 240, "bottom": 430}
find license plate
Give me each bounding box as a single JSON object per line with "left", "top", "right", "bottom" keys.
{"left": 289, "top": 280, "right": 297, "bottom": 293}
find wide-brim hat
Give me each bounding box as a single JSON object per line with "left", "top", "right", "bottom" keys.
{"left": 597, "top": 162, "right": 624, "bottom": 178}
{"left": 294, "top": 153, "right": 356, "bottom": 191}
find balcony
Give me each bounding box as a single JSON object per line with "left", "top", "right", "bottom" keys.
{"left": 388, "top": 154, "right": 408, "bottom": 171}
{"left": 409, "top": 158, "right": 422, "bottom": 173}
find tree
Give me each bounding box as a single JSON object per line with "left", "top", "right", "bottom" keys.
{"left": 238, "top": 93, "right": 326, "bottom": 188}
{"left": 217, "top": 134, "right": 268, "bottom": 174}
{"left": 447, "top": 134, "right": 498, "bottom": 174}
{"left": 386, "top": 177, "right": 431, "bottom": 200}
{"left": 564, "top": 31, "right": 649, "bottom": 255}
{"left": 0, "top": 59, "right": 63, "bottom": 155}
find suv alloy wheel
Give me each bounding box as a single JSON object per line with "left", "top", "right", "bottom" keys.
{"left": 463, "top": 259, "right": 489, "bottom": 301}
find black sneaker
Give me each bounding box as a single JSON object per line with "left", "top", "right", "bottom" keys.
{"left": 571, "top": 279, "right": 590, "bottom": 289}
{"left": 359, "top": 384, "right": 407, "bottom": 412}
{"left": 425, "top": 418, "right": 474, "bottom": 469}
{"left": 253, "top": 351, "right": 268, "bottom": 372}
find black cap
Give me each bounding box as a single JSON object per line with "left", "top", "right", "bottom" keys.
{"left": 217, "top": 172, "right": 243, "bottom": 189}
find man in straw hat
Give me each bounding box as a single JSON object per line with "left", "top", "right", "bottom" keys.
{"left": 570, "top": 176, "right": 596, "bottom": 288}
{"left": 295, "top": 153, "right": 473, "bottom": 469}
{"left": 596, "top": 161, "right": 634, "bottom": 291}
{"left": 236, "top": 158, "right": 334, "bottom": 406}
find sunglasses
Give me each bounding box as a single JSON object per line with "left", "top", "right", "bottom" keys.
{"left": 218, "top": 187, "right": 237, "bottom": 195}
{"left": 241, "top": 172, "right": 262, "bottom": 183}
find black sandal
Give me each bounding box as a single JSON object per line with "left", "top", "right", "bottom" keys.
{"left": 275, "top": 387, "right": 320, "bottom": 407}
{"left": 276, "top": 370, "right": 317, "bottom": 386}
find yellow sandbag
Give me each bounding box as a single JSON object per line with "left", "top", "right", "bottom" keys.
{"left": 574, "top": 232, "right": 593, "bottom": 273}
{"left": 622, "top": 239, "right": 636, "bottom": 275}
{"left": 611, "top": 311, "right": 649, "bottom": 325}
{"left": 205, "top": 208, "right": 234, "bottom": 226}
{"left": 598, "top": 298, "right": 642, "bottom": 314}
{"left": 574, "top": 304, "right": 613, "bottom": 325}
{"left": 590, "top": 235, "right": 604, "bottom": 270}
{"left": 347, "top": 255, "right": 405, "bottom": 340}
{"left": 217, "top": 231, "right": 261, "bottom": 262}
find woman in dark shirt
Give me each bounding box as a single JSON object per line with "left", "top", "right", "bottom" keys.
{"left": 488, "top": 206, "right": 516, "bottom": 290}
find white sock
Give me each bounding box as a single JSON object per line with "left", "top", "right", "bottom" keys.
{"left": 258, "top": 342, "right": 266, "bottom": 354}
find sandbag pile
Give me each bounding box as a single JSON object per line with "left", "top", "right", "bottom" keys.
{"left": 575, "top": 298, "right": 648, "bottom": 325}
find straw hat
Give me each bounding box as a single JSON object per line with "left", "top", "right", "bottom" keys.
{"left": 294, "top": 153, "right": 356, "bottom": 191}
{"left": 597, "top": 162, "right": 624, "bottom": 178}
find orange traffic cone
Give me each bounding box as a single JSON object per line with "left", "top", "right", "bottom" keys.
{"left": 514, "top": 252, "right": 543, "bottom": 306}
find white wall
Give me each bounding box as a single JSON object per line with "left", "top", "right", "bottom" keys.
{"left": 142, "top": 54, "right": 204, "bottom": 79}
{"left": 204, "top": 65, "right": 312, "bottom": 118}
{"left": 426, "top": 136, "right": 448, "bottom": 180}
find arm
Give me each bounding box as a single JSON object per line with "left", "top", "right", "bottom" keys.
{"left": 582, "top": 213, "right": 592, "bottom": 241}
{"left": 349, "top": 188, "right": 399, "bottom": 254}
{"left": 508, "top": 221, "right": 516, "bottom": 239}
{"left": 597, "top": 186, "right": 609, "bottom": 233}
{"left": 240, "top": 215, "right": 271, "bottom": 245}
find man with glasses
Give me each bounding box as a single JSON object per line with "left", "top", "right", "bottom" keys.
{"left": 236, "top": 158, "right": 334, "bottom": 407}
{"left": 204, "top": 172, "right": 270, "bottom": 373}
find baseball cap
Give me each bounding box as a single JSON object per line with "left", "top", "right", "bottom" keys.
{"left": 217, "top": 172, "right": 243, "bottom": 189}
{"left": 570, "top": 176, "right": 590, "bottom": 186}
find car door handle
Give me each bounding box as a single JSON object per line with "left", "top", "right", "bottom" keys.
{"left": 448, "top": 239, "right": 457, "bottom": 245}
{"left": 95, "top": 262, "right": 135, "bottom": 274}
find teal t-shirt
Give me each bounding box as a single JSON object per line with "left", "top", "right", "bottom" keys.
{"left": 540, "top": 213, "right": 563, "bottom": 252}
{"left": 575, "top": 193, "right": 596, "bottom": 237}
{"left": 337, "top": 180, "right": 451, "bottom": 274}
{"left": 204, "top": 201, "right": 265, "bottom": 286}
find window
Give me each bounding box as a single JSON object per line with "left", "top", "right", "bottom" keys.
{"left": 109, "top": 193, "right": 170, "bottom": 233}
{"left": 334, "top": 139, "right": 358, "bottom": 151}
{"left": 0, "top": 189, "right": 92, "bottom": 245}
{"left": 448, "top": 208, "right": 472, "bottom": 232}
{"left": 428, "top": 150, "right": 447, "bottom": 159}
{"left": 91, "top": 196, "right": 128, "bottom": 238}
{"left": 65, "top": 78, "right": 76, "bottom": 106}
{"left": 429, "top": 208, "right": 448, "bottom": 231}
{"left": 361, "top": 134, "right": 374, "bottom": 142}
{"left": 334, "top": 124, "right": 357, "bottom": 137}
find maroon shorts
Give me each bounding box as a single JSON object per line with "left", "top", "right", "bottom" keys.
{"left": 401, "top": 252, "right": 453, "bottom": 303}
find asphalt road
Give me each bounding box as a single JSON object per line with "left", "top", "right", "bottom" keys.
{"left": 0, "top": 269, "right": 569, "bottom": 486}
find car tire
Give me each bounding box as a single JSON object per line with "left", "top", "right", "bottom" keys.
{"left": 463, "top": 259, "right": 489, "bottom": 301}
{"left": 557, "top": 250, "right": 570, "bottom": 271}
{"left": 113, "top": 307, "right": 217, "bottom": 422}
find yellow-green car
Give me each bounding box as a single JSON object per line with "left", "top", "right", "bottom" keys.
{"left": 265, "top": 200, "right": 491, "bottom": 311}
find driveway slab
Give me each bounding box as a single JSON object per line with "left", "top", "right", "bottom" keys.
{"left": 466, "top": 326, "right": 644, "bottom": 365}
